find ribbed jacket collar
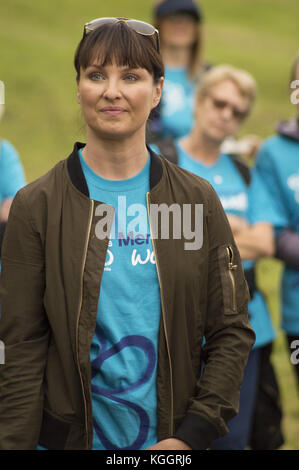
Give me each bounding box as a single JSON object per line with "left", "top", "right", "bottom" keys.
{"left": 66, "top": 142, "right": 163, "bottom": 197}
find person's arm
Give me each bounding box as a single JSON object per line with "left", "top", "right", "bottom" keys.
{"left": 250, "top": 145, "right": 289, "bottom": 234}
{"left": 0, "top": 190, "right": 50, "bottom": 450}
{"left": 233, "top": 222, "right": 275, "bottom": 260}
{"left": 0, "top": 140, "right": 26, "bottom": 201}
{"left": 172, "top": 184, "right": 255, "bottom": 450}
{"left": 226, "top": 213, "right": 249, "bottom": 236}
{"left": 243, "top": 152, "right": 289, "bottom": 262}
{"left": 226, "top": 214, "right": 274, "bottom": 260}
{"left": 0, "top": 141, "right": 26, "bottom": 254}
{"left": 275, "top": 228, "right": 299, "bottom": 269}
{"left": 0, "top": 197, "right": 13, "bottom": 222}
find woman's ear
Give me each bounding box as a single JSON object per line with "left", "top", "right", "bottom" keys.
{"left": 76, "top": 78, "right": 81, "bottom": 104}
{"left": 152, "top": 77, "right": 164, "bottom": 109}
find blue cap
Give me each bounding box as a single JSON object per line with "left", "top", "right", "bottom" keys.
{"left": 154, "top": 0, "right": 202, "bottom": 22}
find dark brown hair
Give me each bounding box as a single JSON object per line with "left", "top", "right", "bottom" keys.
{"left": 74, "top": 21, "right": 164, "bottom": 83}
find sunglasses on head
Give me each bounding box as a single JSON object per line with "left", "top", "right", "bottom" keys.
{"left": 209, "top": 94, "right": 249, "bottom": 121}
{"left": 83, "top": 17, "right": 160, "bottom": 53}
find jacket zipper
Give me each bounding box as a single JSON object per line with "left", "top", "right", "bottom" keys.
{"left": 76, "top": 199, "right": 94, "bottom": 449}
{"left": 146, "top": 192, "right": 174, "bottom": 436}
{"left": 227, "top": 245, "right": 237, "bottom": 312}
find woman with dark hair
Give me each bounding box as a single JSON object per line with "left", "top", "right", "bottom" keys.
{"left": 0, "top": 18, "right": 254, "bottom": 450}
{"left": 254, "top": 53, "right": 299, "bottom": 386}
{"left": 149, "top": 0, "right": 209, "bottom": 141}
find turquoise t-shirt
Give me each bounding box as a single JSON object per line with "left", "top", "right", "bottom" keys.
{"left": 255, "top": 135, "right": 299, "bottom": 335}
{"left": 174, "top": 139, "right": 278, "bottom": 348}
{"left": 0, "top": 139, "right": 26, "bottom": 205}
{"left": 79, "top": 149, "right": 161, "bottom": 450}
{"left": 160, "top": 66, "right": 196, "bottom": 139}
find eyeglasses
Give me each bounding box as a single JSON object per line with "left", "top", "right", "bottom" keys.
{"left": 209, "top": 94, "right": 249, "bottom": 121}
{"left": 83, "top": 17, "right": 160, "bottom": 53}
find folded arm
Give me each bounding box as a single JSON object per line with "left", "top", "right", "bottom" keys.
{"left": 232, "top": 222, "right": 275, "bottom": 260}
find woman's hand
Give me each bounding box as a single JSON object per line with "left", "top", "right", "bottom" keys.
{"left": 146, "top": 438, "right": 192, "bottom": 450}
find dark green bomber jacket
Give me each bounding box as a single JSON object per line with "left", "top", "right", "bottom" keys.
{"left": 0, "top": 142, "right": 255, "bottom": 450}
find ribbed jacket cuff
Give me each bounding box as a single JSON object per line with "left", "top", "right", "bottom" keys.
{"left": 173, "top": 412, "right": 221, "bottom": 450}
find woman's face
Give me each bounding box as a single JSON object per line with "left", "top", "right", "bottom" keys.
{"left": 159, "top": 13, "right": 198, "bottom": 48}
{"left": 77, "top": 61, "right": 163, "bottom": 140}
{"left": 194, "top": 80, "right": 250, "bottom": 144}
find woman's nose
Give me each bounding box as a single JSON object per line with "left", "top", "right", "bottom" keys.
{"left": 102, "top": 79, "right": 121, "bottom": 100}
{"left": 221, "top": 105, "right": 234, "bottom": 120}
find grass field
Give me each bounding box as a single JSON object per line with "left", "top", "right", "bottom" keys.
{"left": 0, "top": 0, "right": 298, "bottom": 449}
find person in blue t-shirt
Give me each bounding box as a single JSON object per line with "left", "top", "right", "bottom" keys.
{"left": 154, "top": 64, "right": 283, "bottom": 449}
{"left": 0, "top": 135, "right": 26, "bottom": 254}
{"left": 0, "top": 136, "right": 26, "bottom": 322}
{"left": 0, "top": 139, "right": 26, "bottom": 219}
{"left": 254, "top": 54, "right": 299, "bottom": 386}
{"left": 149, "top": 0, "right": 262, "bottom": 162}
{"left": 24, "top": 19, "right": 254, "bottom": 452}
{"left": 78, "top": 149, "right": 161, "bottom": 450}
{"left": 148, "top": 0, "right": 210, "bottom": 142}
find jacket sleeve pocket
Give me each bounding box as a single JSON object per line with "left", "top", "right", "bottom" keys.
{"left": 217, "top": 244, "right": 250, "bottom": 315}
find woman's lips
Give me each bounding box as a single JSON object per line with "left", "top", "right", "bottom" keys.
{"left": 101, "top": 107, "right": 126, "bottom": 115}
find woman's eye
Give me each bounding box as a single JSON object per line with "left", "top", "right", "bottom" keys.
{"left": 124, "top": 74, "right": 138, "bottom": 81}
{"left": 89, "top": 72, "right": 105, "bottom": 81}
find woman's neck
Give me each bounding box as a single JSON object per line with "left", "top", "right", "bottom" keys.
{"left": 180, "top": 130, "right": 222, "bottom": 165}
{"left": 81, "top": 129, "right": 149, "bottom": 180}
{"left": 161, "top": 45, "right": 192, "bottom": 69}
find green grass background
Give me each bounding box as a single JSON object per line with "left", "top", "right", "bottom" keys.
{"left": 0, "top": 0, "right": 298, "bottom": 449}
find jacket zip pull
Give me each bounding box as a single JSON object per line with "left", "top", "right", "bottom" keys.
{"left": 146, "top": 192, "right": 174, "bottom": 437}
{"left": 227, "top": 246, "right": 237, "bottom": 311}
{"left": 228, "top": 261, "right": 238, "bottom": 271}
{"left": 227, "top": 246, "right": 237, "bottom": 271}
